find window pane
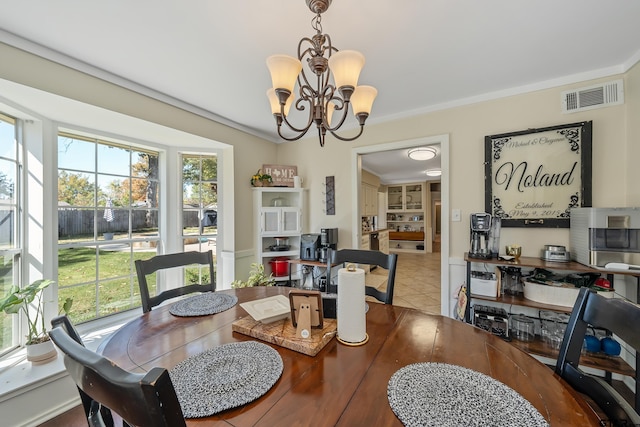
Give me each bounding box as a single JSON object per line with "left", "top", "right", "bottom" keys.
{"left": 58, "top": 136, "right": 95, "bottom": 172}
{"left": 98, "top": 278, "right": 138, "bottom": 316}
{"left": 97, "top": 144, "right": 129, "bottom": 175}
{"left": 98, "top": 245, "right": 132, "bottom": 280}
{"left": 0, "top": 254, "right": 17, "bottom": 353}
{"left": 201, "top": 158, "right": 217, "bottom": 181}
{"left": 182, "top": 209, "right": 199, "bottom": 235}
{"left": 133, "top": 208, "right": 158, "bottom": 237}
{"left": 182, "top": 156, "right": 200, "bottom": 181}
{"left": 0, "top": 208, "right": 15, "bottom": 249}
{"left": 60, "top": 283, "right": 97, "bottom": 324}
{"left": 58, "top": 208, "right": 95, "bottom": 243}
{"left": 0, "top": 114, "right": 17, "bottom": 160}
{"left": 58, "top": 247, "right": 97, "bottom": 287}
{"left": 132, "top": 151, "right": 159, "bottom": 179}
{"left": 58, "top": 171, "right": 96, "bottom": 207}
{"left": 0, "top": 159, "right": 15, "bottom": 201}
{"left": 100, "top": 207, "right": 128, "bottom": 240}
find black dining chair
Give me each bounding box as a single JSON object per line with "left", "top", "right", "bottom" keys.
{"left": 50, "top": 316, "right": 115, "bottom": 427}
{"left": 49, "top": 315, "right": 186, "bottom": 427}
{"left": 326, "top": 248, "right": 398, "bottom": 304}
{"left": 135, "top": 250, "right": 215, "bottom": 313}
{"left": 555, "top": 287, "right": 640, "bottom": 426}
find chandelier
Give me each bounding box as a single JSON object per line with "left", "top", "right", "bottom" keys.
{"left": 266, "top": 0, "right": 377, "bottom": 147}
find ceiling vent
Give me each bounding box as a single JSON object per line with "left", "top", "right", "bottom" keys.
{"left": 561, "top": 79, "right": 624, "bottom": 113}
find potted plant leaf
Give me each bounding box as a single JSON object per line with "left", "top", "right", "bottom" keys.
{"left": 231, "top": 263, "right": 276, "bottom": 288}
{"left": 0, "top": 279, "right": 73, "bottom": 362}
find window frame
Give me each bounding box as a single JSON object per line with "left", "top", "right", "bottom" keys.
{"left": 0, "top": 112, "right": 23, "bottom": 355}
{"left": 57, "top": 132, "right": 162, "bottom": 324}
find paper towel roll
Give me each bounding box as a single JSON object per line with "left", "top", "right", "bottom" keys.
{"left": 337, "top": 265, "right": 366, "bottom": 343}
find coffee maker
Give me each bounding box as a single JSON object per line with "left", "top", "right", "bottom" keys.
{"left": 300, "top": 234, "right": 320, "bottom": 261}
{"left": 318, "top": 228, "right": 338, "bottom": 262}
{"left": 469, "top": 213, "right": 492, "bottom": 259}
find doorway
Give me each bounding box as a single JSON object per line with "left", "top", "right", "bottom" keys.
{"left": 351, "top": 135, "right": 450, "bottom": 316}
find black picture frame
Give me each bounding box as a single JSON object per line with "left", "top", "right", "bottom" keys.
{"left": 484, "top": 121, "right": 592, "bottom": 228}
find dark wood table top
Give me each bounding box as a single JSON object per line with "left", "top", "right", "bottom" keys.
{"left": 98, "top": 286, "right": 600, "bottom": 426}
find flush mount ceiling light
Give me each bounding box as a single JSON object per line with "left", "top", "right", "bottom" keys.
{"left": 408, "top": 147, "right": 437, "bottom": 161}
{"left": 266, "top": 0, "right": 377, "bottom": 147}
{"left": 425, "top": 169, "right": 442, "bottom": 177}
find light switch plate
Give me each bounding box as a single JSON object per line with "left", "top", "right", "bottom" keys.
{"left": 452, "top": 209, "right": 461, "bottom": 222}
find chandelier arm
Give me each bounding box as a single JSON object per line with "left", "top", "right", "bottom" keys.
{"left": 329, "top": 124, "right": 365, "bottom": 142}
{"left": 276, "top": 122, "right": 311, "bottom": 142}
{"left": 324, "top": 100, "right": 350, "bottom": 131}
{"left": 281, "top": 96, "right": 315, "bottom": 134}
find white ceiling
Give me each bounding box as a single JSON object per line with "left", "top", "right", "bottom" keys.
{"left": 1, "top": 0, "right": 640, "bottom": 183}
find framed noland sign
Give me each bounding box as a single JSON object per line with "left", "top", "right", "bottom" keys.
{"left": 262, "top": 164, "right": 298, "bottom": 187}
{"left": 484, "top": 121, "right": 592, "bottom": 228}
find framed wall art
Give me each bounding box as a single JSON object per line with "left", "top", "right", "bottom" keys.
{"left": 484, "top": 121, "right": 592, "bottom": 228}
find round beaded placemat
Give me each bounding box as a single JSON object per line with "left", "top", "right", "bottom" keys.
{"left": 169, "top": 341, "right": 283, "bottom": 418}
{"left": 387, "top": 362, "right": 548, "bottom": 427}
{"left": 169, "top": 292, "right": 238, "bottom": 317}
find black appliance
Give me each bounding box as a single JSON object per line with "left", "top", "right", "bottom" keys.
{"left": 300, "top": 234, "right": 320, "bottom": 261}
{"left": 469, "top": 213, "right": 492, "bottom": 259}
{"left": 320, "top": 228, "right": 338, "bottom": 249}
{"left": 318, "top": 228, "right": 338, "bottom": 262}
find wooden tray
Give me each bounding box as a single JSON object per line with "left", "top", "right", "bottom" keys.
{"left": 232, "top": 316, "right": 337, "bottom": 357}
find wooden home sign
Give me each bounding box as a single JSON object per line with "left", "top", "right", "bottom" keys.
{"left": 484, "top": 121, "right": 592, "bottom": 228}
{"left": 262, "top": 164, "right": 298, "bottom": 187}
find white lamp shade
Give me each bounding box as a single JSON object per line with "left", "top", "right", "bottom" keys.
{"left": 328, "top": 50, "right": 365, "bottom": 89}
{"left": 350, "top": 85, "right": 377, "bottom": 115}
{"left": 426, "top": 169, "right": 442, "bottom": 177}
{"left": 267, "top": 88, "right": 294, "bottom": 116}
{"left": 266, "top": 54, "right": 302, "bottom": 93}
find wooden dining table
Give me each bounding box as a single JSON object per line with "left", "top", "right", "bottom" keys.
{"left": 98, "top": 286, "right": 600, "bottom": 426}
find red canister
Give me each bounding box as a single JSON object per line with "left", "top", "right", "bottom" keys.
{"left": 269, "top": 257, "right": 290, "bottom": 277}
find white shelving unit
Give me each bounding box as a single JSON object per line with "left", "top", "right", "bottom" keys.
{"left": 386, "top": 183, "right": 427, "bottom": 253}
{"left": 253, "top": 187, "right": 306, "bottom": 283}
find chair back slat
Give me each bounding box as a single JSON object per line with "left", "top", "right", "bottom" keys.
{"left": 555, "top": 287, "right": 640, "bottom": 424}
{"left": 327, "top": 249, "right": 398, "bottom": 304}
{"left": 135, "top": 250, "right": 215, "bottom": 313}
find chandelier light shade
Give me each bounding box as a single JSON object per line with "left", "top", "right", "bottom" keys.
{"left": 408, "top": 147, "right": 437, "bottom": 161}
{"left": 266, "top": 0, "right": 377, "bottom": 147}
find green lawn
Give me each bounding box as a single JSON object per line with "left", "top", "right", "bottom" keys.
{"left": 1, "top": 245, "right": 214, "bottom": 350}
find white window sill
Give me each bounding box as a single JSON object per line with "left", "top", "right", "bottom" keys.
{"left": 0, "top": 308, "right": 141, "bottom": 402}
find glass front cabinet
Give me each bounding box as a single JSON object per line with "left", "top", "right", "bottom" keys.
{"left": 387, "top": 183, "right": 423, "bottom": 212}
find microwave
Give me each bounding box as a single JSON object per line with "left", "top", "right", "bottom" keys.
{"left": 570, "top": 207, "right": 640, "bottom": 267}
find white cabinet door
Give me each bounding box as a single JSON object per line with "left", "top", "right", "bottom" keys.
{"left": 282, "top": 208, "right": 302, "bottom": 233}
{"left": 260, "top": 207, "right": 301, "bottom": 235}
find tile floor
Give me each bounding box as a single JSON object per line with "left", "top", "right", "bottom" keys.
{"left": 367, "top": 250, "right": 442, "bottom": 314}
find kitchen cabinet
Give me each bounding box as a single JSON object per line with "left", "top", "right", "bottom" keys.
{"left": 463, "top": 253, "right": 638, "bottom": 378}
{"left": 360, "top": 183, "right": 378, "bottom": 216}
{"left": 386, "top": 182, "right": 427, "bottom": 253}
{"left": 387, "top": 183, "right": 423, "bottom": 212}
{"left": 254, "top": 188, "right": 306, "bottom": 283}
{"left": 378, "top": 230, "right": 389, "bottom": 254}
{"left": 360, "top": 234, "right": 370, "bottom": 250}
